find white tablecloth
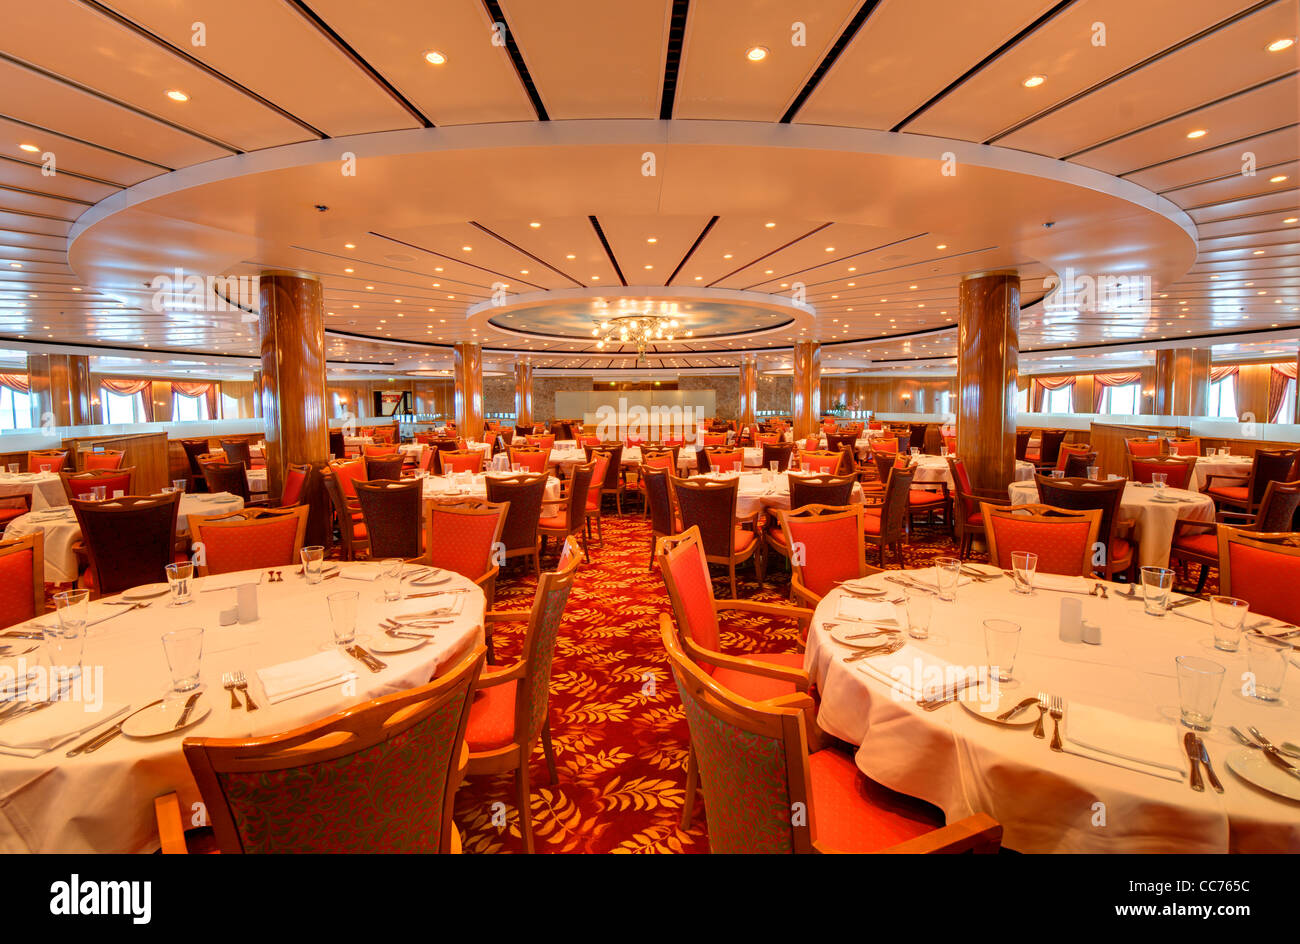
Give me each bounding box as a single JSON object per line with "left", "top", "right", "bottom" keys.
{"left": 245, "top": 468, "right": 268, "bottom": 494}
{"left": 0, "top": 472, "right": 65, "bottom": 511}
{"left": 1190, "top": 455, "right": 1253, "bottom": 493}
{"left": 911, "top": 457, "right": 1035, "bottom": 487}
{"left": 689, "top": 470, "right": 866, "bottom": 518}
{"left": 677, "top": 447, "right": 764, "bottom": 472}
{"left": 1008, "top": 480, "right": 1215, "bottom": 569}
{"left": 0, "top": 562, "right": 486, "bottom": 852}
{"left": 805, "top": 573, "right": 1300, "bottom": 853}
{"left": 421, "top": 473, "right": 561, "bottom": 506}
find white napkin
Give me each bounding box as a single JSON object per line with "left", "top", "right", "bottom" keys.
{"left": 257, "top": 651, "right": 358, "bottom": 705}
{"left": 1062, "top": 703, "right": 1185, "bottom": 780}
{"left": 1032, "top": 573, "right": 1093, "bottom": 593}
{"left": 854, "top": 646, "right": 971, "bottom": 701}
{"left": 199, "top": 491, "right": 238, "bottom": 503}
{"left": 834, "top": 598, "right": 897, "bottom": 623}
{"left": 0, "top": 701, "right": 128, "bottom": 757}
{"left": 396, "top": 593, "right": 466, "bottom": 617}
{"left": 341, "top": 564, "right": 383, "bottom": 582}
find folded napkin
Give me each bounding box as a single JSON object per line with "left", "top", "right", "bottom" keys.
{"left": 855, "top": 646, "right": 971, "bottom": 702}
{"left": 257, "top": 651, "right": 357, "bottom": 705}
{"left": 1063, "top": 703, "right": 1185, "bottom": 780}
{"left": 834, "top": 597, "right": 897, "bottom": 623}
{"left": 394, "top": 593, "right": 466, "bottom": 619}
{"left": 198, "top": 491, "right": 238, "bottom": 503}
{"left": 341, "top": 565, "right": 383, "bottom": 582}
{"left": 0, "top": 701, "right": 128, "bottom": 757}
{"left": 1032, "top": 573, "right": 1093, "bottom": 593}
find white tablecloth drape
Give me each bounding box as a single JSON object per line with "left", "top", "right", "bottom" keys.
{"left": 1189, "top": 455, "right": 1253, "bottom": 493}
{"left": 805, "top": 572, "right": 1300, "bottom": 853}
{"left": 0, "top": 472, "right": 65, "bottom": 511}
{"left": 911, "top": 457, "right": 1035, "bottom": 486}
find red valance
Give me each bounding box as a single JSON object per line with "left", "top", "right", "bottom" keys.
{"left": 1032, "top": 377, "right": 1075, "bottom": 391}
{"left": 1272, "top": 363, "right": 1297, "bottom": 380}
{"left": 172, "top": 381, "right": 212, "bottom": 398}
{"left": 100, "top": 379, "right": 151, "bottom": 395}
{"left": 1210, "top": 366, "right": 1239, "bottom": 383}
{"left": 0, "top": 373, "right": 29, "bottom": 393}
{"left": 1094, "top": 372, "right": 1142, "bottom": 387}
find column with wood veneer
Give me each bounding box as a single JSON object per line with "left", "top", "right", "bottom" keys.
{"left": 514, "top": 359, "right": 533, "bottom": 428}
{"left": 956, "top": 271, "right": 1019, "bottom": 491}
{"left": 454, "top": 342, "right": 484, "bottom": 441}
{"left": 791, "top": 342, "right": 821, "bottom": 440}
{"left": 738, "top": 354, "right": 757, "bottom": 429}
{"left": 258, "top": 271, "right": 329, "bottom": 546}
{"left": 1154, "top": 348, "right": 1210, "bottom": 417}
{"left": 26, "top": 354, "right": 94, "bottom": 427}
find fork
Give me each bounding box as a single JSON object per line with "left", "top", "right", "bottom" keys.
{"left": 221, "top": 672, "right": 243, "bottom": 709}
{"left": 1033, "top": 691, "right": 1049, "bottom": 739}
{"left": 1049, "top": 695, "right": 1065, "bottom": 752}
{"left": 234, "top": 670, "right": 257, "bottom": 711}
{"left": 842, "top": 640, "right": 903, "bottom": 663}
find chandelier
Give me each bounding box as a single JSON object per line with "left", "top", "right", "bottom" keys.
{"left": 591, "top": 300, "right": 692, "bottom": 364}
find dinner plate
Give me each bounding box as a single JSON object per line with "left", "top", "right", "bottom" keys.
{"left": 1225, "top": 747, "right": 1300, "bottom": 802}
{"left": 830, "top": 622, "right": 900, "bottom": 648}
{"left": 838, "top": 580, "right": 886, "bottom": 596}
{"left": 958, "top": 685, "right": 1040, "bottom": 727}
{"left": 121, "top": 583, "right": 170, "bottom": 601}
{"left": 409, "top": 573, "right": 452, "bottom": 588}
{"left": 366, "top": 633, "right": 428, "bottom": 654}
{"left": 121, "top": 694, "right": 211, "bottom": 738}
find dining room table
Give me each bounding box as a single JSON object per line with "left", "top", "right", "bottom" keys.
{"left": 1189, "top": 454, "right": 1254, "bottom": 493}
{"left": 804, "top": 568, "right": 1300, "bottom": 853}
{"left": 0, "top": 471, "right": 66, "bottom": 512}
{"left": 1008, "top": 479, "right": 1215, "bottom": 569}
{"left": 421, "top": 471, "right": 562, "bottom": 507}
{"left": 910, "top": 455, "right": 1035, "bottom": 487}
{"left": 0, "top": 560, "right": 486, "bottom": 852}
{"left": 688, "top": 469, "right": 867, "bottom": 518}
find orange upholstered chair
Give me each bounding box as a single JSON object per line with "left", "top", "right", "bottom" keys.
{"left": 278, "top": 463, "right": 312, "bottom": 507}
{"left": 800, "top": 450, "right": 843, "bottom": 474}
{"left": 189, "top": 506, "right": 310, "bottom": 576}
{"left": 329, "top": 458, "right": 367, "bottom": 500}
{"left": 1167, "top": 438, "right": 1200, "bottom": 457}
{"left": 27, "top": 450, "right": 67, "bottom": 474}
{"left": 669, "top": 475, "right": 763, "bottom": 596}
{"left": 698, "top": 448, "right": 744, "bottom": 475}
{"left": 440, "top": 450, "right": 484, "bottom": 474}
{"left": 1217, "top": 527, "right": 1300, "bottom": 624}
{"left": 525, "top": 435, "right": 555, "bottom": 451}
{"left": 72, "top": 492, "right": 181, "bottom": 598}
{"left": 1130, "top": 455, "right": 1195, "bottom": 490}
{"left": 60, "top": 468, "right": 134, "bottom": 501}
{"left": 1034, "top": 476, "right": 1134, "bottom": 581}
{"left": 424, "top": 499, "right": 508, "bottom": 621}
{"left": 1171, "top": 479, "right": 1300, "bottom": 594}
{"left": 660, "top": 615, "right": 1002, "bottom": 853}
{"left": 83, "top": 450, "right": 124, "bottom": 471}
{"left": 947, "top": 457, "right": 1010, "bottom": 560}
{"left": 321, "top": 466, "right": 368, "bottom": 561}
{"left": 0, "top": 532, "right": 43, "bottom": 629}
{"left": 872, "top": 437, "right": 898, "bottom": 455}
{"left": 539, "top": 460, "right": 595, "bottom": 564}
{"left": 1055, "top": 442, "right": 1092, "bottom": 473}
{"left": 462, "top": 541, "right": 580, "bottom": 854}
{"left": 1125, "top": 437, "right": 1162, "bottom": 458}
{"left": 361, "top": 443, "right": 399, "bottom": 458}
{"left": 980, "top": 503, "right": 1101, "bottom": 577}
{"left": 1206, "top": 449, "right": 1298, "bottom": 518}
{"left": 509, "top": 447, "right": 549, "bottom": 474}
{"left": 582, "top": 452, "right": 611, "bottom": 545}
{"left": 701, "top": 433, "right": 728, "bottom": 447}
{"left": 780, "top": 505, "right": 869, "bottom": 607}
{"left": 157, "top": 645, "right": 485, "bottom": 854}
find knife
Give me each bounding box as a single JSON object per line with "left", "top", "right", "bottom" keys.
{"left": 346, "top": 646, "right": 385, "bottom": 673}
{"left": 995, "top": 697, "right": 1040, "bottom": 722}
{"left": 1248, "top": 726, "right": 1300, "bottom": 779}
{"left": 174, "top": 691, "right": 203, "bottom": 729}
{"left": 66, "top": 699, "right": 163, "bottom": 756}
{"left": 1168, "top": 598, "right": 1199, "bottom": 610}
{"left": 1184, "top": 732, "right": 1205, "bottom": 791}
{"left": 1197, "top": 737, "right": 1224, "bottom": 794}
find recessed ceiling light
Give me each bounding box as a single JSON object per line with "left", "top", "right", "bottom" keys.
{"left": 746, "top": 46, "right": 768, "bottom": 62}
{"left": 1022, "top": 75, "right": 1046, "bottom": 88}
{"left": 1285, "top": 217, "right": 1298, "bottom": 224}
{"left": 424, "top": 50, "right": 447, "bottom": 65}
{"left": 1270, "top": 175, "right": 1289, "bottom": 183}
{"left": 19, "top": 143, "right": 39, "bottom": 153}
{"left": 1254, "top": 249, "right": 1266, "bottom": 255}
{"left": 1186, "top": 129, "right": 1207, "bottom": 139}
{"left": 462, "top": 245, "right": 472, "bottom": 251}
{"left": 936, "top": 244, "right": 947, "bottom": 249}
{"left": 9, "top": 263, "right": 20, "bottom": 269}
{"left": 764, "top": 222, "right": 776, "bottom": 228}
{"left": 165, "top": 89, "right": 189, "bottom": 102}
{"left": 1267, "top": 38, "right": 1294, "bottom": 52}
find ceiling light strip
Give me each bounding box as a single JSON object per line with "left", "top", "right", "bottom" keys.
{"left": 780, "top": 0, "right": 886, "bottom": 124}
{"left": 369, "top": 232, "right": 546, "bottom": 289}
{"left": 707, "top": 222, "right": 833, "bottom": 288}
{"left": 467, "top": 221, "right": 585, "bottom": 287}
{"left": 664, "top": 215, "right": 718, "bottom": 286}
{"left": 479, "top": 0, "right": 549, "bottom": 120}
{"left": 587, "top": 216, "right": 627, "bottom": 286}
{"left": 658, "top": 0, "right": 691, "bottom": 120}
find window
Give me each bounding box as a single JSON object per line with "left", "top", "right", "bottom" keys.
{"left": 937, "top": 390, "right": 952, "bottom": 415}
{"left": 102, "top": 389, "right": 146, "bottom": 424}
{"left": 220, "top": 393, "right": 240, "bottom": 419}
{"left": 1015, "top": 386, "right": 1028, "bottom": 414}
{"left": 1209, "top": 376, "right": 1237, "bottom": 419}
{"left": 172, "top": 392, "right": 209, "bottom": 421}
{"left": 1043, "top": 385, "right": 1073, "bottom": 414}
{"left": 0, "top": 386, "right": 30, "bottom": 430}
{"left": 1100, "top": 383, "right": 1139, "bottom": 415}
{"left": 1277, "top": 378, "right": 1296, "bottom": 424}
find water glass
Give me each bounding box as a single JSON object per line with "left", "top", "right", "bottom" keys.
{"left": 162, "top": 627, "right": 204, "bottom": 693}
{"left": 1175, "top": 655, "right": 1224, "bottom": 730}
{"left": 112, "top": 490, "right": 124, "bottom": 499}
{"left": 39, "top": 464, "right": 51, "bottom": 474}
{"left": 732, "top": 462, "right": 742, "bottom": 474}
{"left": 172, "top": 479, "right": 187, "bottom": 493}
{"left": 940, "top": 446, "right": 949, "bottom": 457}
{"left": 1209, "top": 595, "right": 1249, "bottom": 652}
{"left": 91, "top": 485, "right": 107, "bottom": 502}
{"left": 49, "top": 589, "right": 90, "bottom": 681}
{"left": 909, "top": 447, "right": 920, "bottom": 458}
{"left": 1086, "top": 465, "right": 1099, "bottom": 480}
{"left": 1151, "top": 472, "right": 1168, "bottom": 497}
{"left": 984, "top": 619, "right": 1021, "bottom": 683}
{"left": 1050, "top": 469, "right": 1065, "bottom": 479}
{"left": 5, "top": 463, "right": 16, "bottom": 474}
{"left": 770, "top": 461, "right": 779, "bottom": 474}
{"left": 301, "top": 546, "right": 325, "bottom": 584}
{"left": 1140, "top": 566, "right": 1174, "bottom": 616}
{"left": 327, "top": 590, "right": 359, "bottom": 646}
{"left": 165, "top": 561, "right": 195, "bottom": 606}
{"left": 1011, "top": 551, "right": 1038, "bottom": 594}
{"left": 379, "top": 559, "right": 403, "bottom": 602}
{"left": 1245, "top": 635, "right": 1288, "bottom": 702}
{"left": 934, "top": 557, "right": 962, "bottom": 602}
{"left": 905, "top": 588, "right": 932, "bottom": 640}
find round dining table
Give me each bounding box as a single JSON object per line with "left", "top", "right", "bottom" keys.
{"left": 421, "top": 472, "right": 562, "bottom": 506}
{"left": 910, "top": 456, "right": 1035, "bottom": 487}
{"left": 1008, "top": 479, "right": 1215, "bottom": 569}
{"left": 0, "top": 471, "right": 66, "bottom": 511}
{"left": 805, "top": 570, "right": 1300, "bottom": 853}
{"left": 688, "top": 469, "right": 866, "bottom": 518}
{"left": 1189, "top": 454, "right": 1254, "bottom": 493}
{"left": 0, "top": 562, "right": 486, "bottom": 853}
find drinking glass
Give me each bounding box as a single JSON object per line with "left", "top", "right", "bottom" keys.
{"left": 1175, "top": 655, "right": 1224, "bottom": 730}
{"left": 909, "top": 447, "right": 920, "bottom": 458}
{"left": 301, "top": 546, "right": 325, "bottom": 584}
{"left": 49, "top": 589, "right": 90, "bottom": 681}
{"left": 39, "top": 464, "right": 51, "bottom": 474}
{"left": 1151, "top": 472, "right": 1168, "bottom": 498}
{"left": 91, "top": 485, "right": 107, "bottom": 501}
{"left": 1140, "top": 566, "right": 1174, "bottom": 616}
{"left": 172, "top": 479, "right": 187, "bottom": 493}
{"left": 165, "top": 561, "right": 194, "bottom": 606}
{"left": 905, "top": 588, "right": 932, "bottom": 640}
{"left": 112, "top": 490, "right": 124, "bottom": 499}
{"left": 162, "top": 627, "right": 204, "bottom": 693}
{"left": 379, "top": 559, "right": 403, "bottom": 602}
{"left": 1086, "top": 465, "right": 1099, "bottom": 480}
{"left": 934, "top": 557, "right": 962, "bottom": 602}
{"left": 1245, "top": 635, "right": 1288, "bottom": 702}
{"left": 1050, "top": 469, "right": 1065, "bottom": 479}
{"left": 327, "top": 590, "right": 359, "bottom": 646}
{"left": 984, "top": 619, "right": 1021, "bottom": 683}
{"left": 769, "top": 461, "right": 779, "bottom": 474}
{"left": 940, "top": 446, "right": 948, "bottom": 457}
{"left": 1011, "top": 551, "right": 1038, "bottom": 594}
{"left": 732, "top": 462, "right": 742, "bottom": 474}
{"left": 5, "top": 463, "right": 16, "bottom": 474}
{"left": 1209, "top": 595, "right": 1249, "bottom": 652}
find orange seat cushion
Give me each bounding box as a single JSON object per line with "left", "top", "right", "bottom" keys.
{"left": 1110, "top": 537, "right": 1133, "bottom": 564}
{"left": 710, "top": 652, "right": 803, "bottom": 702}
{"left": 966, "top": 512, "right": 983, "bottom": 527}
{"left": 733, "top": 528, "right": 756, "bottom": 554}
{"left": 807, "top": 748, "right": 941, "bottom": 852}
{"left": 353, "top": 522, "right": 367, "bottom": 540}
{"left": 1025, "top": 450, "right": 1040, "bottom": 461}
{"left": 0, "top": 507, "right": 26, "bottom": 524}
{"left": 538, "top": 514, "right": 568, "bottom": 530}
{"left": 908, "top": 490, "right": 945, "bottom": 507}
{"left": 1208, "top": 486, "right": 1248, "bottom": 502}
{"left": 1173, "top": 531, "right": 1218, "bottom": 556}
{"left": 766, "top": 525, "right": 787, "bottom": 548}
{"left": 863, "top": 512, "right": 882, "bottom": 536}
{"left": 465, "top": 680, "right": 517, "bottom": 752}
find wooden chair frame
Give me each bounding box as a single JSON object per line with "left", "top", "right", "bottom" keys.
{"left": 188, "top": 506, "right": 310, "bottom": 576}
{"left": 778, "top": 504, "right": 871, "bottom": 607}
{"left": 980, "top": 502, "right": 1101, "bottom": 577}
{"left": 0, "top": 531, "right": 44, "bottom": 626}
{"left": 1216, "top": 525, "right": 1300, "bottom": 601}
{"left": 1205, "top": 449, "right": 1299, "bottom": 518}
{"left": 72, "top": 492, "right": 181, "bottom": 598}
{"left": 1034, "top": 475, "right": 1135, "bottom": 581}
{"left": 321, "top": 466, "right": 369, "bottom": 561}
{"left": 423, "top": 498, "right": 509, "bottom": 620}
{"left": 668, "top": 474, "right": 763, "bottom": 597}
{"left": 945, "top": 457, "right": 1010, "bottom": 560}
{"left": 539, "top": 459, "right": 594, "bottom": 563}
{"left": 59, "top": 466, "right": 136, "bottom": 501}
{"left": 1128, "top": 454, "right": 1196, "bottom": 489}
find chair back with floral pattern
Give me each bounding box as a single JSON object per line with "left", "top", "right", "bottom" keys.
{"left": 1244, "top": 450, "right": 1300, "bottom": 509}
{"left": 1129, "top": 455, "right": 1194, "bottom": 489}
{"left": 1035, "top": 475, "right": 1124, "bottom": 558}
{"left": 1055, "top": 442, "right": 1092, "bottom": 473}
{"left": 659, "top": 615, "right": 812, "bottom": 853}
{"left": 363, "top": 455, "right": 405, "bottom": 481}
{"left": 484, "top": 472, "right": 548, "bottom": 555}
{"left": 440, "top": 450, "right": 484, "bottom": 475}
{"left": 788, "top": 472, "right": 855, "bottom": 509}
{"left": 700, "top": 448, "right": 743, "bottom": 474}
{"left": 72, "top": 492, "right": 181, "bottom": 597}
{"left": 201, "top": 461, "right": 251, "bottom": 502}
{"left": 509, "top": 446, "right": 549, "bottom": 474}
{"left": 425, "top": 499, "right": 508, "bottom": 582}
{"left": 669, "top": 476, "right": 738, "bottom": 560}
{"left": 1218, "top": 527, "right": 1300, "bottom": 623}
{"left": 877, "top": 465, "right": 914, "bottom": 543}
{"left": 0, "top": 533, "right": 43, "bottom": 629}
{"left": 361, "top": 443, "right": 399, "bottom": 458}
{"left": 60, "top": 467, "right": 135, "bottom": 501}
{"left": 1125, "top": 437, "right": 1162, "bottom": 458}
{"left": 584, "top": 443, "right": 623, "bottom": 491}
{"left": 656, "top": 526, "right": 723, "bottom": 653}
{"left": 980, "top": 502, "right": 1100, "bottom": 576}
{"left": 1253, "top": 480, "right": 1300, "bottom": 532}
{"left": 780, "top": 505, "right": 866, "bottom": 599}
{"left": 761, "top": 442, "right": 794, "bottom": 470}
{"left": 354, "top": 478, "right": 422, "bottom": 559}
{"left": 183, "top": 644, "right": 486, "bottom": 854}
{"left": 512, "top": 540, "right": 581, "bottom": 748}
{"left": 800, "top": 450, "right": 842, "bottom": 474}
{"left": 220, "top": 440, "right": 254, "bottom": 469}
{"left": 642, "top": 465, "right": 674, "bottom": 537}
{"left": 190, "top": 506, "right": 309, "bottom": 576}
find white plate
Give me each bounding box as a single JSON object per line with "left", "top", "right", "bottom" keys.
{"left": 1225, "top": 747, "right": 1300, "bottom": 802}
{"left": 839, "top": 580, "right": 886, "bottom": 596}
{"left": 366, "top": 632, "right": 428, "bottom": 654}
{"left": 121, "top": 694, "right": 212, "bottom": 738}
{"left": 409, "top": 573, "right": 452, "bottom": 587}
{"left": 958, "top": 685, "right": 1040, "bottom": 727}
{"left": 829, "top": 622, "right": 900, "bottom": 648}
{"left": 121, "top": 583, "right": 170, "bottom": 601}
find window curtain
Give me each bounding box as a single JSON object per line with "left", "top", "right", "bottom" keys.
{"left": 172, "top": 380, "right": 219, "bottom": 418}
{"left": 1209, "top": 365, "right": 1239, "bottom": 383}
{"left": 1268, "top": 365, "right": 1293, "bottom": 422}
{"left": 0, "top": 373, "right": 29, "bottom": 393}
{"left": 1030, "top": 376, "right": 1074, "bottom": 412}
{"left": 1091, "top": 372, "right": 1142, "bottom": 412}
{"left": 100, "top": 379, "right": 153, "bottom": 422}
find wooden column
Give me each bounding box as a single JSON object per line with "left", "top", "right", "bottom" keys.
{"left": 738, "top": 354, "right": 757, "bottom": 429}
{"left": 259, "top": 271, "right": 329, "bottom": 546}
{"left": 26, "top": 354, "right": 94, "bottom": 427}
{"left": 1154, "top": 348, "right": 1210, "bottom": 416}
{"left": 956, "top": 271, "right": 1019, "bottom": 491}
{"left": 514, "top": 359, "right": 533, "bottom": 427}
{"left": 454, "top": 342, "right": 484, "bottom": 440}
{"left": 791, "top": 342, "right": 821, "bottom": 440}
